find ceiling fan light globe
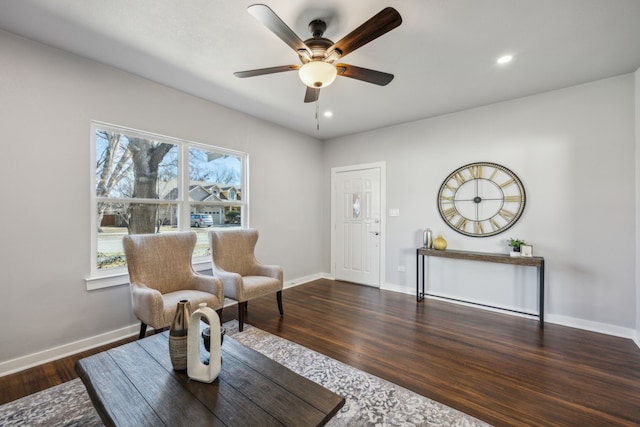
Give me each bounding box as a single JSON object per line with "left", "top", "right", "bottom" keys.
{"left": 299, "top": 61, "right": 337, "bottom": 88}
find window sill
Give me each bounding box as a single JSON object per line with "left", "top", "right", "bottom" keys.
{"left": 85, "top": 259, "right": 212, "bottom": 291}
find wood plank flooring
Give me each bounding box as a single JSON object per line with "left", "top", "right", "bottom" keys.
{"left": 2, "top": 279, "right": 640, "bottom": 426}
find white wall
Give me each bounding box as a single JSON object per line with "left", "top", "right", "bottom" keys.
{"left": 323, "top": 74, "right": 637, "bottom": 336}
{"left": 0, "top": 30, "right": 324, "bottom": 371}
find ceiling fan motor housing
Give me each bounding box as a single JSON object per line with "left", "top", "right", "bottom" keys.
{"left": 308, "top": 19, "right": 327, "bottom": 38}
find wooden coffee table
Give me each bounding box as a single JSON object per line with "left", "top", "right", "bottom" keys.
{"left": 76, "top": 332, "right": 344, "bottom": 426}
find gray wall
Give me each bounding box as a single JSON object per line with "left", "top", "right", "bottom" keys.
{"left": 636, "top": 67, "right": 640, "bottom": 347}
{"left": 323, "top": 74, "right": 637, "bottom": 336}
{"left": 1, "top": 28, "right": 638, "bottom": 373}
{"left": 0, "top": 30, "right": 323, "bottom": 371}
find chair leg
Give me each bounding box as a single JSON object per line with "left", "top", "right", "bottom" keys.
{"left": 276, "top": 290, "right": 284, "bottom": 315}
{"left": 238, "top": 301, "right": 247, "bottom": 332}
{"left": 138, "top": 322, "right": 147, "bottom": 340}
{"left": 216, "top": 308, "right": 223, "bottom": 322}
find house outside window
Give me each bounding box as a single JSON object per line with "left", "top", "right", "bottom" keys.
{"left": 90, "top": 122, "right": 247, "bottom": 284}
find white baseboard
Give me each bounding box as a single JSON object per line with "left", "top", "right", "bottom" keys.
{"left": 0, "top": 324, "right": 140, "bottom": 377}
{"left": 284, "top": 273, "right": 326, "bottom": 289}
{"left": 546, "top": 314, "right": 637, "bottom": 340}
{"left": 4, "top": 274, "right": 638, "bottom": 377}
{"left": 382, "top": 282, "right": 410, "bottom": 295}
{"left": 383, "top": 281, "right": 639, "bottom": 343}
{"left": 0, "top": 272, "right": 332, "bottom": 377}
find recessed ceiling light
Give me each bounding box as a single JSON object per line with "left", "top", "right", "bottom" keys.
{"left": 497, "top": 55, "right": 514, "bottom": 65}
{"left": 324, "top": 111, "right": 333, "bottom": 118}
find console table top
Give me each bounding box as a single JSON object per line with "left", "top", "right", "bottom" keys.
{"left": 417, "top": 247, "right": 544, "bottom": 267}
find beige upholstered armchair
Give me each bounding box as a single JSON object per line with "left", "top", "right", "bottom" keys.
{"left": 208, "top": 228, "right": 283, "bottom": 332}
{"left": 123, "top": 231, "right": 224, "bottom": 339}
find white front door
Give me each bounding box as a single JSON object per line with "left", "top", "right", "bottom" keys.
{"left": 332, "top": 165, "right": 383, "bottom": 287}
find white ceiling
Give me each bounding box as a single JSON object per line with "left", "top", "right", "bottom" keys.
{"left": 1, "top": 0, "right": 640, "bottom": 139}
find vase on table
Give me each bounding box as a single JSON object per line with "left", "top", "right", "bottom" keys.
{"left": 423, "top": 229, "right": 433, "bottom": 249}
{"left": 433, "top": 235, "right": 447, "bottom": 250}
{"left": 169, "top": 299, "right": 191, "bottom": 371}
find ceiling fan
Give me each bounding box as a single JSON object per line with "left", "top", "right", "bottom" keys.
{"left": 234, "top": 4, "right": 402, "bottom": 103}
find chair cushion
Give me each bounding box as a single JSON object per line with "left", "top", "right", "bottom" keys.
{"left": 162, "top": 290, "right": 222, "bottom": 327}
{"left": 239, "top": 276, "right": 282, "bottom": 301}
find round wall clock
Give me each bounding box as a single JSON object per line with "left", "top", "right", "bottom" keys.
{"left": 437, "top": 162, "right": 526, "bottom": 237}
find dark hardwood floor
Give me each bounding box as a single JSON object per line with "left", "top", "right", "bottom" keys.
{"left": 2, "top": 279, "right": 640, "bottom": 426}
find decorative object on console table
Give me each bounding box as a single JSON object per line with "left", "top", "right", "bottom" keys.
{"left": 520, "top": 244, "right": 533, "bottom": 257}
{"left": 507, "top": 238, "right": 526, "bottom": 257}
{"left": 169, "top": 299, "right": 191, "bottom": 371}
{"left": 423, "top": 228, "right": 433, "bottom": 249}
{"left": 433, "top": 235, "right": 447, "bottom": 250}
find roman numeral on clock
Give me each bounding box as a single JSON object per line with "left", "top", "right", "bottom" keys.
{"left": 504, "top": 195, "right": 523, "bottom": 203}
{"left": 455, "top": 217, "right": 468, "bottom": 231}
{"left": 442, "top": 207, "right": 458, "bottom": 220}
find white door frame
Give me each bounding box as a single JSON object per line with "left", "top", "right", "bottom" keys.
{"left": 331, "top": 161, "right": 386, "bottom": 287}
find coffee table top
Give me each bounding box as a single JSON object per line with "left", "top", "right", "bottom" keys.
{"left": 76, "top": 331, "right": 345, "bottom": 426}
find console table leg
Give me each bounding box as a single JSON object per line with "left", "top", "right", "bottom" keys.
{"left": 416, "top": 249, "right": 422, "bottom": 302}
{"left": 539, "top": 260, "right": 545, "bottom": 329}
{"left": 422, "top": 252, "right": 425, "bottom": 300}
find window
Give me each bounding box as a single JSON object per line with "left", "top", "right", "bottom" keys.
{"left": 89, "top": 122, "right": 247, "bottom": 287}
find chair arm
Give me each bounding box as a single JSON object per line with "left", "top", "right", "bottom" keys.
{"left": 189, "top": 274, "right": 224, "bottom": 305}
{"left": 130, "top": 283, "right": 165, "bottom": 328}
{"left": 252, "top": 264, "right": 283, "bottom": 282}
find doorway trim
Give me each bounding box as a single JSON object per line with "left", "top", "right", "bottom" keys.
{"left": 330, "top": 161, "right": 386, "bottom": 288}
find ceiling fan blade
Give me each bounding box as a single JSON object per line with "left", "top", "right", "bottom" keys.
{"left": 234, "top": 65, "right": 300, "bottom": 78}
{"left": 248, "top": 4, "right": 311, "bottom": 55}
{"left": 336, "top": 64, "right": 394, "bottom": 86}
{"left": 304, "top": 87, "right": 320, "bottom": 103}
{"left": 330, "top": 7, "right": 402, "bottom": 58}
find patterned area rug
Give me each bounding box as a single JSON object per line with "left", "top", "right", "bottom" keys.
{"left": 0, "top": 321, "right": 489, "bottom": 426}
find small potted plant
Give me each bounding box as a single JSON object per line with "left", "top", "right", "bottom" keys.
{"left": 507, "top": 238, "right": 526, "bottom": 257}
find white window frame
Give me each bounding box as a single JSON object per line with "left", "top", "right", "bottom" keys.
{"left": 86, "top": 121, "right": 249, "bottom": 290}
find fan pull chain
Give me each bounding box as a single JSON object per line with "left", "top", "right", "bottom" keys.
{"left": 315, "top": 99, "right": 320, "bottom": 131}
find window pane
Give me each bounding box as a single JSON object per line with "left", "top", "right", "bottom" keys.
{"left": 191, "top": 227, "right": 211, "bottom": 258}
{"left": 191, "top": 205, "right": 242, "bottom": 227}
{"left": 188, "top": 147, "right": 242, "bottom": 199}
{"left": 97, "top": 202, "right": 178, "bottom": 270}
{"left": 189, "top": 205, "right": 242, "bottom": 259}
{"left": 96, "top": 130, "right": 178, "bottom": 200}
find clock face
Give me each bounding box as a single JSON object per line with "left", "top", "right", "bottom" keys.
{"left": 437, "top": 162, "right": 526, "bottom": 237}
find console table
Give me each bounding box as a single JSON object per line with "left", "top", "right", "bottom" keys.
{"left": 416, "top": 248, "right": 545, "bottom": 329}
